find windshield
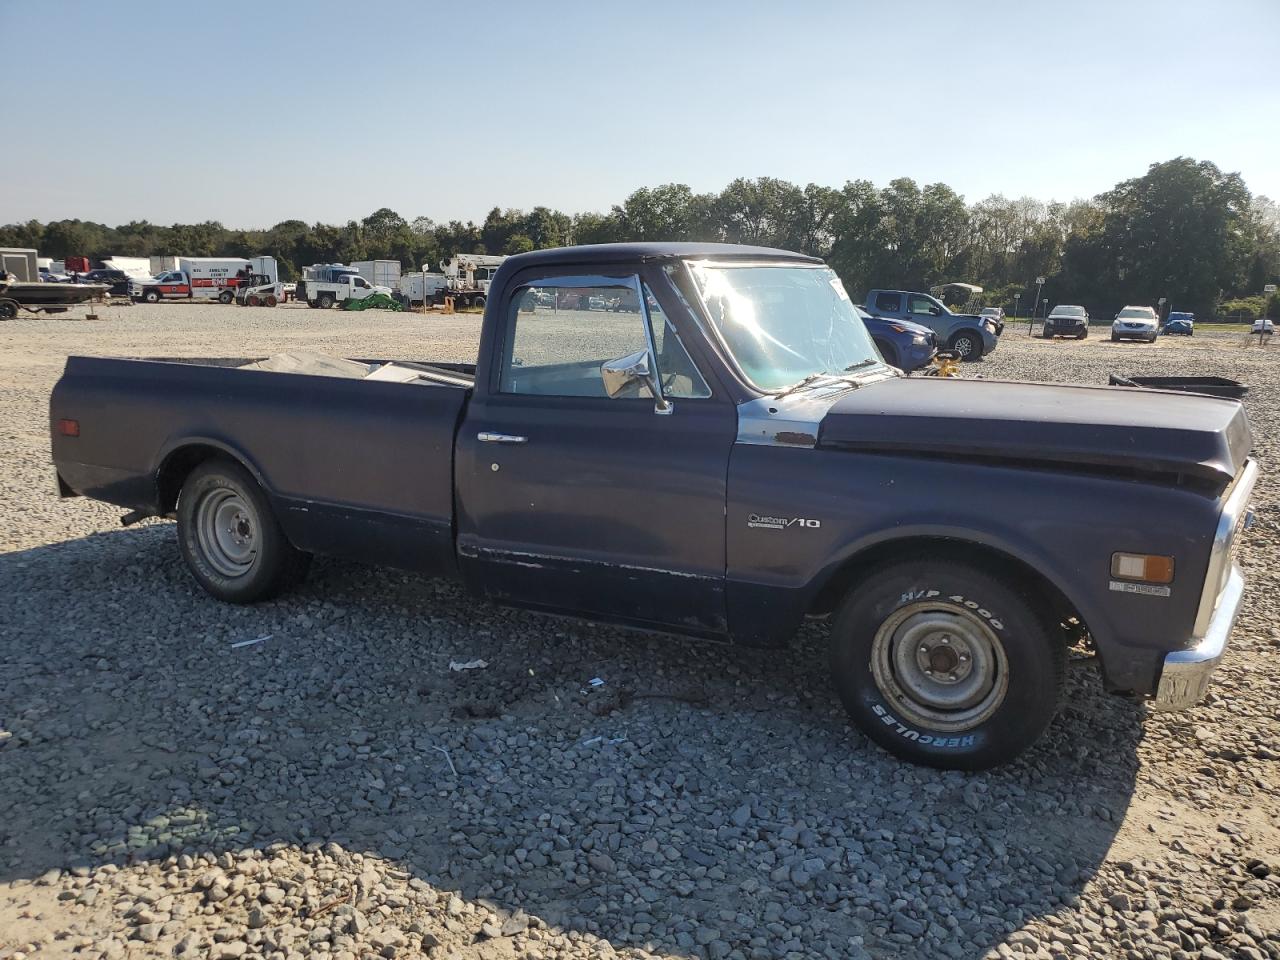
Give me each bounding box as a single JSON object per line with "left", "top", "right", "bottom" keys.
{"left": 1118, "top": 307, "right": 1153, "bottom": 319}
{"left": 686, "top": 262, "right": 882, "bottom": 392}
{"left": 1051, "top": 305, "right": 1086, "bottom": 317}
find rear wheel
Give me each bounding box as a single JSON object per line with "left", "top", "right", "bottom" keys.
{"left": 950, "top": 331, "right": 982, "bottom": 361}
{"left": 0, "top": 300, "right": 17, "bottom": 320}
{"left": 264, "top": 294, "right": 278, "bottom": 307}
{"left": 473, "top": 295, "right": 487, "bottom": 309}
{"left": 318, "top": 293, "right": 334, "bottom": 309}
{"left": 830, "top": 557, "right": 1064, "bottom": 770}
{"left": 218, "top": 290, "right": 234, "bottom": 305}
{"left": 177, "top": 459, "right": 309, "bottom": 603}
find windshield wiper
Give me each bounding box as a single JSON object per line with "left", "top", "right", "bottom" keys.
{"left": 843, "top": 358, "right": 879, "bottom": 373}
{"left": 773, "top": 373, "right": 831, "bottom": 399}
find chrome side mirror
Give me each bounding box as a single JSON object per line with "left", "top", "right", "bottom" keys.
{"left": 600, "top": 350, "right": 671, "bottom": 414}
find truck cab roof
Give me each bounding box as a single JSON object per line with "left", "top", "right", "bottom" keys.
{"left": 497, "top": 242, "right": 822, "bottom": 273}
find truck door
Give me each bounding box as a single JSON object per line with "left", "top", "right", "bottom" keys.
{"left": 160, "top": 272, "right": 190, "bottom": 298}
{"left": 457, "top": 266, "right": 735, "bottom": 637}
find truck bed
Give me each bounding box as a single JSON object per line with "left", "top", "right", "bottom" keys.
{"left": 51, "top": 354, "right": 472, "bottom": 574}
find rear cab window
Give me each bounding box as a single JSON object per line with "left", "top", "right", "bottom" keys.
{"left": 874, "top": 292, "right": 902, "bottom": 312}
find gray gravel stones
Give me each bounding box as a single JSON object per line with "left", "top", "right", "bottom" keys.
{"left": 1, "top": 305, "right": 1279, "bottom": 959}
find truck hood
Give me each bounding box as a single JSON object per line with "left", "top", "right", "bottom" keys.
{"left": 817, "top": 377, "right": 1251, "bottom": 487}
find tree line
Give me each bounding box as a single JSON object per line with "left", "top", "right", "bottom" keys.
{"left": 4, "top": 157, "right": 1278, "bottom": 318}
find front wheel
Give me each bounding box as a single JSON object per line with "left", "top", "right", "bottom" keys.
{"left": 830, "top": 557, "right": 1064, "bottom": 770}
{"left": 1077, "top": 329, "right": 1087, "bottom": 340}
{"left": 0, "top": 300, "right": 17, "bottom": 320}
{"left": 177, "top": 459, "right": 309, "bottom": 603}
{"left": 872, "top": 337, "right": 899, "bottom": 369}
{"left": 143, "top": 289, "right": 161, "bottom": 304}
{"left": 950, "top": 331, "right": 982, "bottom": 361}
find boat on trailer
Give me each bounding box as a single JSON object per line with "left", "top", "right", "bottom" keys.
{"left": 0, "top": 280, "right": 111, "bottom": 319}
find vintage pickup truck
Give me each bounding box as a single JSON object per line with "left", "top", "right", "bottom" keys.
{"left": 50, "top": 242, "right": 1256, "bottom": 770}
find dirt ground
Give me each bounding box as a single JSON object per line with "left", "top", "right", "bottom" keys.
{"left": 1, "top": 301, "right": 1278, "bottom": 960}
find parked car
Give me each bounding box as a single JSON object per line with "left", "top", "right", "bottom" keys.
{"left": 1044, "top": 305, "right": 1089, "bottom": 339}
{"left": 1252, "top": 317, "right": 1273, "bottom": 336}
{"left": 979, "top": 306, "right": 1005, "bottom": 322}
{"left": 1112, "top": 305, "right": 1159, "bottom": 343}
{"left": 1164, "top": 312, "right": 1195, "bottom": 336}
{"left": 865, "top": 289, "right": 1001, "bottom": 360}
{"left": 50, "top": 242, "right": 1256, "bottom": 771}
{"left": 74, "top": 269, "right": 131, "bottom": 297}
{"left": 858, "top": 305, "right": 938, "bottom": 372}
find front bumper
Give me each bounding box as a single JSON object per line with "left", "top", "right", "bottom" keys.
{"left": 1152, "top": 565, "right": 1244, "bottom": 710}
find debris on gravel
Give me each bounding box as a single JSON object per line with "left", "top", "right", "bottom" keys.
{"left": 1, "top": 304, "right": 1278, "bottom": 959}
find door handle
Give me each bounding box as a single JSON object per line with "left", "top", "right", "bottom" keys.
{"left": 477, "top": 432, "right": 528, "bottom": 444}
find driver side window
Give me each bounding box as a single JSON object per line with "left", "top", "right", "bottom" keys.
{"left": 500, "top": 278, "right": 711, "bottom": 399}
{"left": 908, "top": 295, "right": 937, "bottom": 316}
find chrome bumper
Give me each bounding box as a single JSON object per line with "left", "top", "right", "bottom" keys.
{"left": 1152, "top": 565, "right": 1244, "bottom": 711}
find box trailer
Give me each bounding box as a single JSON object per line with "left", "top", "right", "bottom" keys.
{"left": 1, "top": 248, "right": 38, "bottom": 282}
{"left": 352, "top": 260, "right": 401, "bottom": 289}
{"left": 397, "top": 271, "right": 447, "bottom": 307}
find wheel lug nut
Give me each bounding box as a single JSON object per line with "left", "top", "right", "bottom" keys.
{"left": 924, "top": 669, "right": 933, "bottom": 677}
{"left": 919, "top": 645, "right": 929, "bottom": 654}
{"left": 959, "top": 653, "right": 969, "bottom": 662}
{"left": 948, "top": 673, "right": 958, "bottom": 681}
{"left": 940, "top": 637, "right": 950, "bottom": 645}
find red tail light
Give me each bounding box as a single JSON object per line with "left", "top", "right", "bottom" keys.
{"left": 58, "top": 418, "right": 80, "bottom": 437}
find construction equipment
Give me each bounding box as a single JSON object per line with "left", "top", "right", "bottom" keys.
{"left": 923, "top": 349, "right": 963, "bottom": 378}
{"left": 235, "top": 274, "right": 282, "bottom": 307}
{"left": 342, "top": 291, "right": 402, "bottom": 311}
{"left": 439, "top": 254, "right": 507, "bottom": 308}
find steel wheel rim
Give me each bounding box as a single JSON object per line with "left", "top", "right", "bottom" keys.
{"left": 195, "top": 489, "right": 258, "bottom": 578}
{"left": 870, "top": 601, "right": 1009, "bottom": 732}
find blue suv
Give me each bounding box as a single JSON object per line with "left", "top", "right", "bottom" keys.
{"left": 857, "top": 305, "right": 938, "bottom": 372}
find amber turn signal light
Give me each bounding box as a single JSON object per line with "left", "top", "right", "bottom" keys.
{"left": 1111, "top": 552, "right": 1174, "bottom": 584}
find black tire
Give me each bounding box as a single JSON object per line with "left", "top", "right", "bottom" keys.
{"left": 1111, "top": 333, "right": 1119, "bottom": 342}
{"left": 318, "top": 294, "right": 334, "bottom": 309}
{"left": 177, "top": 459, "right": 309, "bottom": 604}
{"left": 872, "top": 337, "right": 899, "bottom": 369}
{"left": 0, "top": 300, "right": 17, "bottom": 320}
{"left": 950, "top": 331, "right": 982, "bottom": 361}
{"left": 473, "top": 295, "right": 486, "bottom": 309}
{"left": 307, "top": 300, "right": 319, "bottom": 309}
{"left": 1077, "top": 329, "right": 1087, "bottom": 340}
{"left": 830, "top": 557, "right": 1064, "bottom": 770}
{"left": 218, "top": 290, "right": 234, "bottom": 305}
{"left": 1042, "top": 329, "right": 1053, "bottom": 339}
{"left": 143, "top": 289, "right": 161, "bottom": 304}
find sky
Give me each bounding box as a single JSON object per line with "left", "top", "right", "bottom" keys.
{"left": 4, "top": 0, "right": 1278, "bottom": 229}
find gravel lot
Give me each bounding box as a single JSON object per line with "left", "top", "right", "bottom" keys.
{"left": 2, "top": 302, "right": 1278, "bottom": 960}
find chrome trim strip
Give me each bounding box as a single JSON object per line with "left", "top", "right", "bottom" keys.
{"left": 477, "top": 432, "right": 527, "bottom": 444}
{"left": 1154, "top": 565, "right": 1244, "bottom": 710}
{"left": 1193, "top": 458, "right": 1257, "bottom": 639}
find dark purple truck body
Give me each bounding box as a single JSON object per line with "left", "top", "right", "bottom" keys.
{"left": 50, "top": 243, "right": 1254, "bottom": 704}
